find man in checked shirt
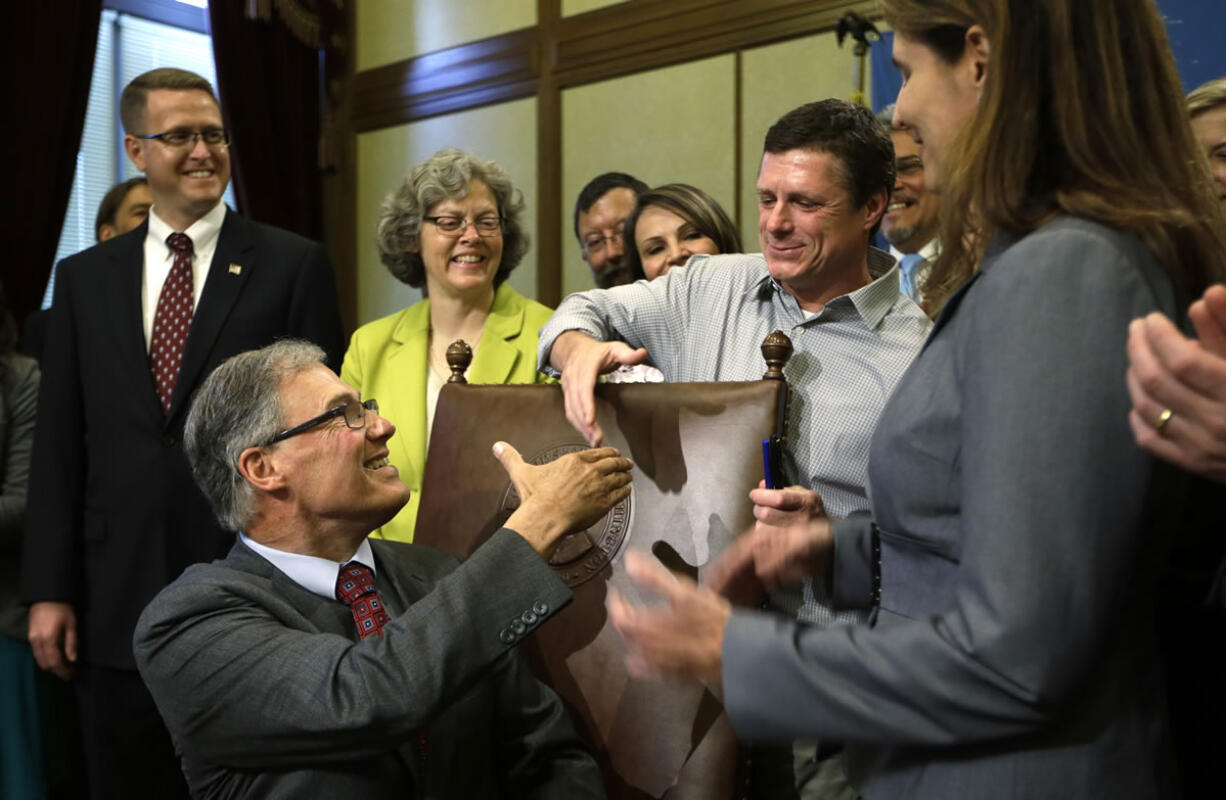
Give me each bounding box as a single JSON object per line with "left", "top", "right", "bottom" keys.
{"left": 537, "top": 98, "right": 932, "bottom": 799}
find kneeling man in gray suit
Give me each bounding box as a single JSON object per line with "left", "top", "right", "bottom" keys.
{"left": 133, "top": 339, "right": 632, "bottom": 799}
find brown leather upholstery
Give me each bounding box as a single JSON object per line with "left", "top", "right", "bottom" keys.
{"left": 416, "top": 379, "right": 788, "bottom": 799}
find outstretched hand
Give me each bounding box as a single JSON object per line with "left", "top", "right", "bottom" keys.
{"left": 608, "top": 550, "right": 730, "bottom": 690}
{"left": 494, "top": 441, "right": 633, "bottom": 556}
{"left": 552, "top": 331, "right": 649, "bottom": 447}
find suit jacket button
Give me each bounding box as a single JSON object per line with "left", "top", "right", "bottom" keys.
{"left": 532, "top": 601, "right": 549, "bottom": 616}
{"left": 510, "top": 619, "right": 527, "bottom": 635}
{"left": 521, "top": 610, "right": 538, "bottom": 625}
{"left": 499, "top": 629, "right": 515, "bottom": 644}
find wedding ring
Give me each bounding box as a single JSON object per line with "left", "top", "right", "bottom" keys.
{"left": 1155, "top": 408, "right": 1173, "bottom": 432}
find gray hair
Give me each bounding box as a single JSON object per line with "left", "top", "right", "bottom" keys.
{"left": 185, "top": 340, "right": 326, "bottom": 531}
{"left": 376, "top": 148, "right": 529, "bottom": 288}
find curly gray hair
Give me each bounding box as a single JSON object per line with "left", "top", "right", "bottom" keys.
{"left": 184, "top": 340, "right": 326, "bottom": 531}
{"left": 376, "top": 148, "right": 529, "bottom": 288}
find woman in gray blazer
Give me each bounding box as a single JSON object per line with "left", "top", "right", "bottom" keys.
{"left": 607, "top": 1, "right": 1226, "bottom": 798}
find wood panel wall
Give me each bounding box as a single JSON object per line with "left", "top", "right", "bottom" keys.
{"left": 338, "top": 0, "right": 877, "bottom": 328}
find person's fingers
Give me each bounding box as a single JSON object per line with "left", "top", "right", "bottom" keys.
{"left": 623, "top": 549, "right": 686, "bottom": 599}
{"left": 1128, "top": 319, "right": 1216, "bottom": 414}
{"left": 1142, "top": 313, "right": 1226, "bottom": 398}
{"left": 607, "top": 344, "right": 649, "bottom": 369}
{"left": 491, "top": 441, "right": 525, "bottom": 476}
{"left": 748, "top": 485, "right": 812, "bottom": 511}
{"left": 561, "top": 371, "right": 603, "bottom": 447}
{"left": 704, "top": 533, "right": 757, "bottom": 593}
{"left": 1193, "top": 285, "right": 1226, "bottom": 357}
{"left": 577, "top": 446, "right": 622, "bottom": 462}
{"left": 30, "top": 635, "right": 66, "bottom": 678}
{"left": 753, "top": 504, "right": 803, "bottom": 525}
{"left": 63, "top": 618, "right": 77, "bottom": 665}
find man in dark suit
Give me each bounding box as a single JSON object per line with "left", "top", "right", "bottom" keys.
{"left": 21, "top": 67, "right": 344, "bottom": 798}
{"left": 135, "top": 339, "right": 630, "bottom": 798}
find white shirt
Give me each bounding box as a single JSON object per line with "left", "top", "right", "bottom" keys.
{"left": 238, "top": 532, "right": 378, "bottom": 601}
{"left": 142, "top": 201, "right": 226, "bottom": 348}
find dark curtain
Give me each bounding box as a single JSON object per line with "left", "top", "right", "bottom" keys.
{"left": 208, "top": 5, "right": 323, "bottom": 241}
{"left": 1, "top": 2, "right": 102, "bottom": 328}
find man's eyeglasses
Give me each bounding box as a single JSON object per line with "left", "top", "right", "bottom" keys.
{"left": 262, "top": 399, "right": 379, "bottom": 447}
{"left": 137, "top": 128, "right": 230, "bottom": 149}
{"left": 423, "top": 215, "right": 503, "bottom": 237}
{"left": 582, "top": 231, "right": 624, "bottom": 254}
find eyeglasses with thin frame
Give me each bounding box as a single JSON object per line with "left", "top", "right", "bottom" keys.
{"left": 423, "top": 215, "right": 504, "bottom": 237}
{"left": 261, "top": 399, "right": 379, "bottom": 447}
{"left": 137, "top": 128, "right": 230, "bottom": 149}
{"left": 582, "top": 230, "right": 624, "bottom": 254}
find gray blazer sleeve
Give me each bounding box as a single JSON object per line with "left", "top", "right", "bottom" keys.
{"left": 0, "top": 357, "right": 38, "bottom": 551}
{"left": 723, "top": 222, "right": 1177, "bottom": 746}
{"left": 134, "top": 529, "right": 573, "bottom": 768}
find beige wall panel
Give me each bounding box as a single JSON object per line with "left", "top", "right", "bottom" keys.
{"left": 560, "top": 55, "right": 737, "bottom": 297}
{"left": 356, "top": 0, "right": 536, "bottom": 71}
{"left": 355, "top": 97, "right": 539, "bottom": 327}
{"left": 562, "top": 0, "right": 625, "bottom": 16}
{"left": 738, "top": 31, "right": 873, "bottom": 250}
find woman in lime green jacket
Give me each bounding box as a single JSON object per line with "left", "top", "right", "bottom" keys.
{"left": 341, "top": 149, "right": 553, "bottom": 543}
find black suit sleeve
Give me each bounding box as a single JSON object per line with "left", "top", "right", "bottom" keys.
{"left": 21, "top": 261, "right": 85, "bottom": 604}
{"left": 286, "top": 242, "right": 344, "bottom": 372}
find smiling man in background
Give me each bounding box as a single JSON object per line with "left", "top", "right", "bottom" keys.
{"left": 21, "top": 67, "right": 343, "bottom": 798}
{"left": 876, "top": 103, "right": 940, "bottom": 308}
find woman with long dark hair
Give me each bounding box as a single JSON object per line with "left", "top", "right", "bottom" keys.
{"left": 607, "top": 2, "right": 1226, "bottom": 797}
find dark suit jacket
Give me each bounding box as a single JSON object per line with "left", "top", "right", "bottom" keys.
{"left": 20, "top": 210, "right": 344, "bottom": 667}
{"left": 133, "top": 529, "right": 604, "bottom": 800}
{"left": 0, "top": 354, "right": 39, "bottom": 641}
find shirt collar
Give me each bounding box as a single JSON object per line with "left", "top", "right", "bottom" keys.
{"left": 146, "top": 201, "right": 226, "bottom": 255}
{"left": 755, "top": 246, "right": 903, "bottom": 330}
{"left": 238, "top": 531, "right": 377, "bottom": 601}
{"left": 888, "top": 237, "right": 941, "bottom": 264}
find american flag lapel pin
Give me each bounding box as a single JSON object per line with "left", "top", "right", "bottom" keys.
{"left": 228, "top": 264, "right": 242, "bottom": 275}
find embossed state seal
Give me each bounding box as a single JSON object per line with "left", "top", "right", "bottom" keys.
{"left": 498, "top": 443, "right": 633, "bottom": 587}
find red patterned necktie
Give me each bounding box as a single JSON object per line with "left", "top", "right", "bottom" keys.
{"left": 334, "top": 561, "right": 427, "bottom": 772}
{"left": 150, "top": 232, "right": 195, "bottom": 414}
{"left": 335, "top": 562, "right": 390, "bottom": 638}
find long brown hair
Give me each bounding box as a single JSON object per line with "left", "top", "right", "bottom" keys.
{"left": 881, "top": 0, "right": 1226, "bottom": 313}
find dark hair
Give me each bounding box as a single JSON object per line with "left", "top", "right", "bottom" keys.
{"left": 94, "top": 177, "right": 149, "bottom": 242}
{"left": 120, "top": 68, "right": 218, "bottom": 134}
{"left": 763, "top": 99, "right": 895, "bottom": 237}
{"left": 881, "top": 0, "right": 1226, "bottom": 312}
{"left": 623, "top": 183, "right": 743, "bottom": 277}
{"left": 377, "top": 149, "right": 529, "bottom": 289}
{"left": 0, "top": 279, "right": 13, "bottom": 355}
{"left": 572, "top": 172, "right": 649, "bottom": 241}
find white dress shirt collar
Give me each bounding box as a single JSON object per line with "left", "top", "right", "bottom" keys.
{"left": 238, "top": 532, "right": 377, "bottom": 601}
{"left": 146, "top": 200, "right": 226, "bottom": 257}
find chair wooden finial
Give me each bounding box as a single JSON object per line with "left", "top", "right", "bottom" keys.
{"left": 761, "top": 330, "right": 793, "bottom": 380}
{"left": 446, "top": 340, "right": 473, "bottom": 383}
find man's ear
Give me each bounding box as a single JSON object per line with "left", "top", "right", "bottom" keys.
{"left": 97, "top": 223, "right": 118, "bottom": 242}
{"left": 862, "top": 187, "right": 888, "bottom": 232}
{"left": 237, "top": 446, "right": 287, "bottom": 493}
{"left": 965, "top": 24, "right": 990, "bottom": 89}
{"left": 124, "top": 134, "right": 146, "bottom": 172}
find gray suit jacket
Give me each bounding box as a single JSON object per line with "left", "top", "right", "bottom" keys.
{"left": 0, "top": 354, "right": 38, "bottom": 641}
{"left": 723, "top": 217, "right": 1190, "bottom": 798}
{"left": 134, "top": 528, "right": 604, "bottom": 799}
